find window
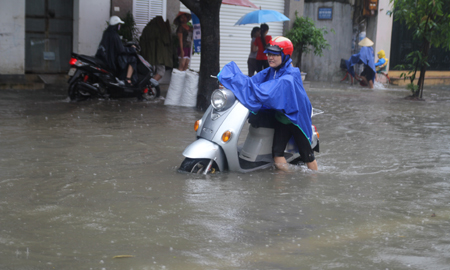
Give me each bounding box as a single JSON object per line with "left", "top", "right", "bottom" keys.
{"left": 133, "top": 0, "right": 166, "bottom": 33}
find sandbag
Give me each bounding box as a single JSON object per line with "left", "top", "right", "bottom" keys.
{"left": 164, "top": 69, "right": 186, "bottom": 106}
{"left": 180, "top": 70, "right": 199, "bottom": 107}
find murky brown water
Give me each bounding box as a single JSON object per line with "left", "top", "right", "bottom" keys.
{"left": 1, "top": 83, "right": 450, "bottom": 270}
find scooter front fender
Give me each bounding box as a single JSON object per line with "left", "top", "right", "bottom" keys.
{"left": 182, "top": 138, "right": 226, "bottom": 172}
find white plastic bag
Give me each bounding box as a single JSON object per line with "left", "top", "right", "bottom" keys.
{"left": 180, "top": 70, "right": 199, "bottom": 107}
{"left": 164, "top": 69, "right": 186, "bottom": 106}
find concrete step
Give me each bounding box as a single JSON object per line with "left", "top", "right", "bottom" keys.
{"left": 388, "top": 71, "right": 450, "bottom": 86}
{"left": 390, "top": 76, "right": 450, "bottom": 86}
{"left": 0, "top": 74, "right": 46, "bottom": 90}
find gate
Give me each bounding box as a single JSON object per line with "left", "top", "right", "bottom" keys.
{"left": 390, "top": 19, "right": 450, "bottom": 71}
{"left": 25, "top": 0, "right": 73, "bottom": 73}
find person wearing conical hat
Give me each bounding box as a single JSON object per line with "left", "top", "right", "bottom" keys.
{"left": 358, "top": 37, "right": 374, "bottom": 47}
{"left": 357, "top": 37, "right": 375, "bottom": 88}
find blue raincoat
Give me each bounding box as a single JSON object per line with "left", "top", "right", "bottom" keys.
{"left": 345, "top": 46, "right": 376, "bottom": 82}
{"left": 218, "top": 58, "right": 313, "bottom": 143}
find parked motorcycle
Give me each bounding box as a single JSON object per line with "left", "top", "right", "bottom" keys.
{"left": 178, "top": 87, "right": 321, "bottom": 174}
{"left": 67, "top": 42, "right": 160, "bottom": 101}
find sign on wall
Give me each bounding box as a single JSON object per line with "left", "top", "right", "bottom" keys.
{"left": 318, "top": 7, "right": 333, "bottom": 20}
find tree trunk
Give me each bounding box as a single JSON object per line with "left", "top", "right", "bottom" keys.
{"left": 296, "top": 48, "right": 303, "bottom": 69}
{"left": 416, "top": 39, "right": 430, "bottom": 99}
{"left": 180, "top": 0, "right": 221, "bottom": 111}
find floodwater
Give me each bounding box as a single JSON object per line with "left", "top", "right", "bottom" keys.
{"left": 1, "top": 82, "right": 450, "bottom": 270}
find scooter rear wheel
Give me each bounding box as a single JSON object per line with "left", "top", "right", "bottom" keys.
{"left": 146, "top": 84, "right": 160, "bottom": 98}
{"left": 68, "top": 77, "right": 89, "bottom": 102}
{"left": 178, "top": 158, "right": 218, "bottom": 174}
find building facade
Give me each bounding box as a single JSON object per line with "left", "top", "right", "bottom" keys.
{"left": 6, "top": 0, "right": 443, "bottom": 84}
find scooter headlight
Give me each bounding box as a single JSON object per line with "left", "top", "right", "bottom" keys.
{"left": 211, "top": 89, "right": 235, "bottom": 111}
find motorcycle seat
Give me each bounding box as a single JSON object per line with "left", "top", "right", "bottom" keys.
{"left": 77, "top": 54, "right": 109, "bottom": 70}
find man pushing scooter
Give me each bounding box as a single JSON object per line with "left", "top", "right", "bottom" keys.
{"left": 218, "top": 37, "right": 318, "bottom": 171}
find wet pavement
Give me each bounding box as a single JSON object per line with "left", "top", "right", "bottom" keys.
{"left": 1, "top": 82, "right": 450, "bottom": 269}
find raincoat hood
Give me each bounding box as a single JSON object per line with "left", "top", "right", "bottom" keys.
{"left": 95, "top": 25, "right": 125, "bottom": 75}
{"left": 218, "top": 58, "right": 313, "bottom": 143}
{"left": 377, "top": 50, "right": 385, "bottom": 58}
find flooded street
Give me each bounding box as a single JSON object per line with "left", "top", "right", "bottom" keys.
{"left": 1, "top": 83, "right": 450, "bottom": 270}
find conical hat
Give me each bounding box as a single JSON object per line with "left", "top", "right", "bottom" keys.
{"left": 358, "top": 37, "right": 374, "bottom": 47}
{"left": 174, "top": 12, "right": 191, "bottom": 25}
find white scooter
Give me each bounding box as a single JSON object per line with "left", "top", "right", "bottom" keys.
{"left": 178, "top": 87, "right": 321, "bottom": 174}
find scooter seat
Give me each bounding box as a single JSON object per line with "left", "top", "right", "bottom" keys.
{"left": 77, "top": 54, "right": 109, "bottom": 70}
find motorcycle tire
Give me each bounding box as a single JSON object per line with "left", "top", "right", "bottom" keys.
{"left": 178, "top": 158, "right": 219, "bottom": 174}
{"left": 149, "top": 84, "right": 161, "bottom": 98}
{"left": 68, "top": 77, "right": 89, "bottom": 102}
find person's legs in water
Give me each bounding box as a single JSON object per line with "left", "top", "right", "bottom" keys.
{"left": 272, "top": 121, "right": 318, "bottom": 171}
{"left": 360, "top": 65, "right": 374, "bottom": 89}
{"left": 274, "top": 157, "right": 318, "bottom": 171}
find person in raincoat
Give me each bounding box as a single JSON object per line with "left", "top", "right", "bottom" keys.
{"left": 375, "top": 49, "right": 388, "bottom": 73}
{"left": 218, "top": 36, "right": 318, "bottom": 171}
{"left": 95, "top": 16, "right": 137, "bottom": 85}
{"left": 374, "top": 49, "right": 389, "bottom": 82}
{"left": 345, "top": 37, "right": 376, "bottom": 88}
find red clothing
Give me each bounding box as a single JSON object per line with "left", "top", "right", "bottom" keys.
{"left": 254, "top": 35, "right": 272, "bottom": 60}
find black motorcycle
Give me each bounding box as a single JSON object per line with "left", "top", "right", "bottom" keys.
{"left": 67, "top": 43, "right": 160, "bottom": 101}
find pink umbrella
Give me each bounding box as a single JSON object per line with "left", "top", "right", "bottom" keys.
{"left": 222, "top": 0, "right": 258, "bottom": 9}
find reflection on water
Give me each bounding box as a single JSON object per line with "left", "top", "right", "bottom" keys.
{"left": 1, "top": 84, "right": 450, "bottom": 269}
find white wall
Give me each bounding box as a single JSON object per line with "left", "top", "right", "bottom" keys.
{"left": 374, "top": 0, "right": 393, "bottom": 71}
{"left": 0, "top": 0, "right": 25, "bottom": 74}
{"left": 302, "top": 2, "right": 353, "bottom": 82}
{"left": 73, "top": 0, "right": 111, "bottom": 55}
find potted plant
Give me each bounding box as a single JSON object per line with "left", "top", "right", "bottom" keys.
{"left": 118, "top": 11, "right": 140, "bottom": 43}
{"left": 286, "top": 12, "right": 333, "bottom": 80}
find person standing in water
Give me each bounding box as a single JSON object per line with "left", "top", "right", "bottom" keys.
{"left": 174, "top": 12, "right": 193, "bottom": 71}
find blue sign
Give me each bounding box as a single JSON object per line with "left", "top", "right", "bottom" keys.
{"left": 191, "top": 13, "right": 201, "bottom": 53}
{"left": 318, "top": 7, "right": 333, "bottom": 20}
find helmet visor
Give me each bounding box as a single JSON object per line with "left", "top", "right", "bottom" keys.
{"left": 264, "top": 47, "right": 282, "bottom": 55}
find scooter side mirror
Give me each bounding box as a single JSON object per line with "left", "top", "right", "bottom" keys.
{"left": 312, "top": 108, "right": 324, "bottom": 117}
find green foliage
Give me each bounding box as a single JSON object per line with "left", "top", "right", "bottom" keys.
{"left": 388, "top": 0, "right": 450, "bottom": 97}
{"left": 118, "top": 12, "right": 140, "bottom": 43}
{"left": 388, "top": 0, "right": 450, "bottom": 50}
{"left": 406, "top": 82, "right": 419, "bottom": 93}
{"left": 285, "top": 11, "right": 334, "bottom": 67}
{"left": 395, "top": 50, "right": 428, "bottom": 95}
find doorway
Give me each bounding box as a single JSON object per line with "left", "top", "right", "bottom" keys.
{"left": 25, "top": 0, "right": 73, "bottom": 73}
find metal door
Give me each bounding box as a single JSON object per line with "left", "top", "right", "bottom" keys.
{"left": 25, "top": 0, "right": 73, "bottom": 73}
